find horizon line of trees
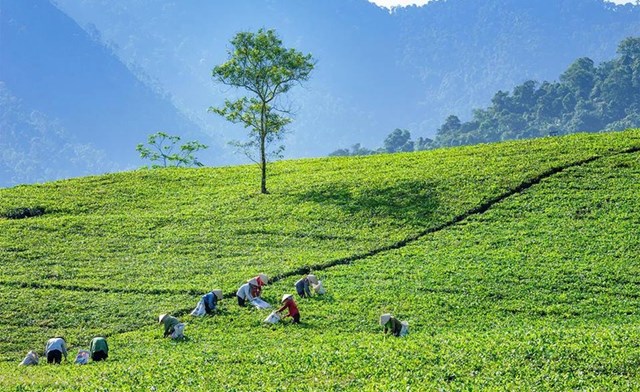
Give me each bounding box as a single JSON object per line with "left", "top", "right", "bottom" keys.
{"left": 331, "top": 36, "right": 640, "bottom": 156}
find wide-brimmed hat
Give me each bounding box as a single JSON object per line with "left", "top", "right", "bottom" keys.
{"left": 307, "top": 274, "right": 319, "bottom": 285}
{"left": 212, "top": 289, "right": 223, "bottom": 300}
{"left": 281, "top": 294, "right": 293, "bottom": 303}
{"left": 258, "top": 273, "right": 268, "bottom": 284}
{"left": 379, "top": 313, "right": 392, "bottom": 325}
{"left": 247, "top": 278, "right": 259, "bottom": 286}
{"left": 159, "top": 314, "right": 167, "bottom": 323}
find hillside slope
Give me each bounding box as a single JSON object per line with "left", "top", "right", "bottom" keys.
{"left": 0, "top": 130, "right": 639, "bottom": 389}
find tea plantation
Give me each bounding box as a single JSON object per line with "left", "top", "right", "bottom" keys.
{"left": 1, "top": 131, "right": 639, "bottom": 390}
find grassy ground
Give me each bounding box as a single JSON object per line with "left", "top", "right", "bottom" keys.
{"left": 0, "top": 130, "right": 639, "bottom": 390}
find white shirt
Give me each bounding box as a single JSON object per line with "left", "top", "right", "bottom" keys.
{"left": 45, "top": 338, "right": 67, "bottom": 357}
{"left": 236, "top": 283, "right": 255, "bottom": 301}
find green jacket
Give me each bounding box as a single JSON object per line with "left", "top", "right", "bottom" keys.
{"left": 90, "top": 337, "right": 108, "bottom": 354}
{"left": 163, "top": 316, "right": 180, "bottom": 336}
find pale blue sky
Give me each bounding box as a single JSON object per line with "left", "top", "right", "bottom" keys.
{"left": 370, "top": 0, "right": 637, "bottom": 9}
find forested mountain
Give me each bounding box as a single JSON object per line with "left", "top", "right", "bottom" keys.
{"left": 331, "top": 36, "right": 640, "bottom": 156}
{"left": 1, "top": 0, "right": 639, "bottom": 187}
{"left": 434, "top": 37, "right": 640, "bottom": 147}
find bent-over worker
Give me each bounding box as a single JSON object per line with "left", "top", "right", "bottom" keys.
{"left": 277, "top": 294, "right": 300, "bottom": 324}
{"left": 295, "top": 274, "right": 319, "bottom": 298}
{"left": 90, "top": 336, "right": 109, "bottom": 361}
{"left": 159, "top": 314, "right": 185, "bottom": 339}
{"left": 44, "top": 337, "right": 68, "bottom": 364}
{"left": 236, "top": 278, "right": 258, "bottom": 307}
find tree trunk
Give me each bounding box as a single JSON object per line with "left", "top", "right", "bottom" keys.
{"left": 260, "top": 124, "right": 269, "bottom": 195}
{"left": 260, "top": 135, "right": 268, "bottom": 194}
{"left": 260, "top": 104, "right": 269, "bottom": 194}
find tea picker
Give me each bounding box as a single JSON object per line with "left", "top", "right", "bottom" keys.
{"left": 252, "top": 273, "right": 269, "bottom": 297}
{"left": 380, "top": 313, "right": 408, "bottom": 337}
{"left": 191, "top": 289, "right": 223, "bottom": 316}
{"left": 44, "top": 337, "right": 68, "bottom": 364}
{"left": 295, "top": 274, "right": 315, "bottom": 298}
{"left": 90, "top": 336, "right": 109, "bottom": 361}
{"left": 159, "top": 314, "right": 185, "bottom": 339}
{"left": 238, "top": 278, "right": 271, "bottom": 309}
{"left": 236, "top": 278, "right": 258, "bottom": 307}
{"left": 277, "top": 294, "right": 301, "bottom": 323}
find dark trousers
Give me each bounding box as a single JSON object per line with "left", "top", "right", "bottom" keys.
{"left": 47, "top": 350, "right": 62, "bottom": 364}
{"left": 292, "top": 313, "right": 301, "bottom": 323}
{"left": 92, "top": 350, "right": 108, "bottom": 361}
{"left": 237, "top": 295, "right": 246, "bottom": 307}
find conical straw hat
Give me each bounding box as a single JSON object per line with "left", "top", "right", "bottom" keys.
{"left": 379, "top": 313, "right": 392, "bottom": 325}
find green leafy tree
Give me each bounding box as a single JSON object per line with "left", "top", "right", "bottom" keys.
{"left": 328, "top": 148, "right": 351, "bottom": 157}
{"left": 436, "top": 115, "right": 462, "bottom": 139}
{"left": 329, "top": 142, "right": 378, "bottom": 157}
{"left": 560, "top": 57, "right": 596, "bottom": 100}
{"left": 383, "top": 129, "right": 414, "bottom": 153}
{"left": 136, "top": 132, "right": 208, "bottom": 168}
{"left": 414, "top": 136, "right": 435, "bottom": 151}
{"left": 210, "top": 29, "right": 315, "bottom": 194}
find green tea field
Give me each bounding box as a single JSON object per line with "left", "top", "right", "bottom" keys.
{"left": 1, "top": 130, "right": 639, "bottom": 390}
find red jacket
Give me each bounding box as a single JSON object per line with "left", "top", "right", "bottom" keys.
{"left": 277, "top": 299, "right": 299, "bottom": 318}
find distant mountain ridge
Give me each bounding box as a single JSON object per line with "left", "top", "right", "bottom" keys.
{"left": 1, "top": 0, "right": 639, "bottom": 187}
{"left": 49, "top": 0, "right": 640, "bottom": 144}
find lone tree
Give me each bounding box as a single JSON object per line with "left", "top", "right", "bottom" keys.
{"left": 210, "top": 28, "right": 315, "bottom": 194}
{"left": 136, "top": 131, "right": 208, "bottom": 168}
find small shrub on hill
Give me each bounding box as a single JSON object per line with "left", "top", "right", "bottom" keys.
{"left": 1, "top": 206, "right": 45, "bottom": 220}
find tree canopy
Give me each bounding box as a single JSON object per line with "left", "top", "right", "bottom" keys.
{"left": 210, "top": 29, "right": 315, "bottom": 194}
{"left": 136, "top": 132, "right": 207, "bottom": 168}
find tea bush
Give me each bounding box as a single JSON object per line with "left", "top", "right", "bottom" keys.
{"left": 1, "top": 206, "right": 45, "bottom": 220}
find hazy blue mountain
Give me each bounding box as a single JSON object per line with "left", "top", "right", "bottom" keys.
{"left": 0, "top": 0, "right": 217, "bottom": 187}
{"left": 1, "top": 0, "right": 639, "bottom": 187}
{"left": 50, "top": 0, "right": 640, "bottom": 150}
{"left": 0, "top": 82, "right": 118, "bottom": 185}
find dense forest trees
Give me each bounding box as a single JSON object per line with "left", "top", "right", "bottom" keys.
{"left": 329, "top": 128, "right": 433, "bottom": 156}
{"left": 331, "top": 37, "right": 640, "bottom": 156}
{"left": 434, "top": 37, "right": 640, "bottom": 147}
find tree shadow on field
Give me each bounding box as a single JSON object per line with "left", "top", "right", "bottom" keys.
{"left": 296, "top": 179, "right": 438, "bottom": 225}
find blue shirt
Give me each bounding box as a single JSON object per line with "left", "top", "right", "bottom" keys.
{"left": 202, "top": 292, "right": 217, "bottom": 312}
{"left": 295, "top": 277, "right": 311, "bottom": 297}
